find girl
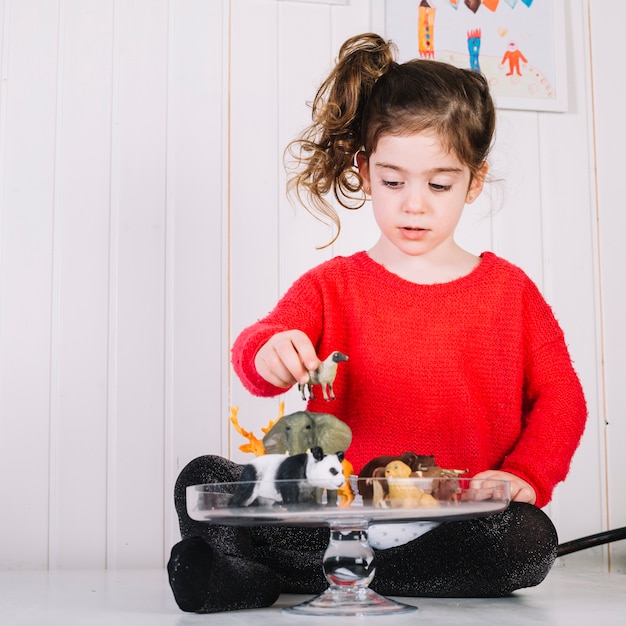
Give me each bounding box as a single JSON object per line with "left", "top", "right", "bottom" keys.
{"left": 168, "top": 33, "right": 587, "bottom": 613}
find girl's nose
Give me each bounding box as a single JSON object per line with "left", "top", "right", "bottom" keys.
{"left": 402, "top": 188, "right": 426, "bottom": 214}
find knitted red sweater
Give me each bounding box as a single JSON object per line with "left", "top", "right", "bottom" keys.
{"left": 232, "top": 252, "right": 587, "bottom": 507}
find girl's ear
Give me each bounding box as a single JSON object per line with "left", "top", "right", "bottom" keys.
{"left": 466, "top": 162, "right": 488, "bottom": 204}
{"left": 356, "top": 151, "right": 371, "bottom": 194}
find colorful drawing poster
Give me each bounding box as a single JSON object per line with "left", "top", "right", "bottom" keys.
{"left": 385, "top": 0, "right": 567, "bottom": 111}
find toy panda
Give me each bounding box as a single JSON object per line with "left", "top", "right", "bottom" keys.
{"left": 230, "top": 446, "right": 346, "bottom": 507}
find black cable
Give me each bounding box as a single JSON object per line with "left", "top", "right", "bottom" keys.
{"left": 557, "top": 526, "right": 626, "bottom": 557}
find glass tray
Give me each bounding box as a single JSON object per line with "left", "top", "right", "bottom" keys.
{"left": 187, "top": 476, "right": 510, "bottom": 616}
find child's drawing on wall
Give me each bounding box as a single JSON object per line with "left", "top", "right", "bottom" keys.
{"left": 468, "top": 28, "right": 481, "bottom": 72}
{"left": 501, "top": 41, "right": 528, "bottom": 76}
{"left": 418, "top": 0, "right": 436, "bottom": 58}
{"left": 386, "top": 0, "right": 566, "bottom": 111}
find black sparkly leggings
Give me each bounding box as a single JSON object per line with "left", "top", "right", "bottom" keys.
{"left": 168, "top": 454, "right": 558, "bottom": 613}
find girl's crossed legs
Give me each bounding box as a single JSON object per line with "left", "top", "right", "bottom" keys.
{"left": 168, "top": 455, "right": 557, "bottom": 613}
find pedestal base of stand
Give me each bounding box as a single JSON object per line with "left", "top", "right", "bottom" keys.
{"left": 284, "top": 586, "right": 418, "bottom": 617}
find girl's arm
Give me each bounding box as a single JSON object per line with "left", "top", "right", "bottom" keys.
{"left": 490, "top": 276, "right": 588, "bottom": 508}
{"left": 499, "top": 338, "right": 587, "bottom": 508}
{"left": 231, "top": 269, "right": 326, "bottom": 397}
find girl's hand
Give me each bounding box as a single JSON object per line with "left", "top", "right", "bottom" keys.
{"left": 471, "top": 470, "right": 537, "bottom": 504}
{"left": 254, "top": 330, "right": 320, "bottom": 389}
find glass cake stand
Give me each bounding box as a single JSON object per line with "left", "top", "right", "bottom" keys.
{"left": 186, "top": 476, "right": 510, "bottom": 617}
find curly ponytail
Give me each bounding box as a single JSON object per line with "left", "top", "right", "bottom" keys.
{"left": 285, "top": 33, "right": 396, "bottom": 247}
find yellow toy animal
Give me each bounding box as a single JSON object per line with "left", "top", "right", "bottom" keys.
{"left": 372, "top": 460, "right": 438, "bottom": 509}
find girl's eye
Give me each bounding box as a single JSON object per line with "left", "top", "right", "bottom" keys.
{"left": 430, "top": 183, "right": 452, "bottom": 192}
{"left": 382, "top": 180, "right": 402, "bottom": 188}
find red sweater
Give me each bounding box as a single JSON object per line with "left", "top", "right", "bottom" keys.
{"left": 232, "top": 252, "right": 587, "bottom": 508}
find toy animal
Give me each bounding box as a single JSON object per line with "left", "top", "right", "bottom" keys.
{"left": 229, "top": 404, "right": 283, "bottom": 456}
{"left": 263, "top": 410, "right": 353, "bottom": 506}
{"left": 378, "top": 460, "right": 438, "bottom": 508}
{"left": 359, "top": 453, "right": 467, "bottom": 505}
{"left": 409, "top": 461, "right": 467, "bottom": 504}
{"left": 230, "top": 447, "right": 346, "bottom": 508}
{"left": 263, "top": 410, "right": 352, "bottom": 456}
{"left": 298, "top": 351, "right": 348, "bottom": 401}
{"left": 230, "top": 407, "right": 355, "bottom": 506}
{"left": 430, "top": 476, "right": 462, "bottom": 504}
{"left": 358, "top": 452, "right": 437, "bottom": 504}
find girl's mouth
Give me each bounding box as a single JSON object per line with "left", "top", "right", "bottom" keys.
{"left": 400, "top": 226, "right": 429, "bottom": 239}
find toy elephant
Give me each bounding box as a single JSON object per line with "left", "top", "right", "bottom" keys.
{"left": 262, "top": 410, "right": 352, "bottom": 456}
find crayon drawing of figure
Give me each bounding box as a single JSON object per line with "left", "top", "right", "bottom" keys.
{"left": 467, "top": 29, "right": 481, "bottom": 72}
{"left": 501, "top": 41, "right": 528, "bottom": 76}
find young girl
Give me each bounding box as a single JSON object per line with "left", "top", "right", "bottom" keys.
{"left": 168, "top": 33, "right": 587, "bottom": 613}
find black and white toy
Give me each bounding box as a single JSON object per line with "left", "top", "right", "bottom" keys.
{"left": 230, "top": 447, "right": 346, "bottom": 507}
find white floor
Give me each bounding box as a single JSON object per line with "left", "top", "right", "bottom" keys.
{"left": 0, "top": 565, "right": 624, "bottom": 626}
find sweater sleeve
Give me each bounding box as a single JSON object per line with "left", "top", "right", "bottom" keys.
{"left": 231, "top": 266, "right": 326, "bottom": 397}
{"left": 498, "top": 282, "right": 588, "bottom": 508}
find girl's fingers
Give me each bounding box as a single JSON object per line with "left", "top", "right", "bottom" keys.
{"left": 255, "top": 330, "right": 320, "bottom": 388}
{"left": 272, "top": 332, "right": 316, "bottom": 384}
{"left": 289, "top": 331, "right": 320, "bottom": 372}
{"left": 466, "top": 478, "right": 503, "bottom": 501}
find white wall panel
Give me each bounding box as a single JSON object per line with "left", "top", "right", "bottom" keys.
{"left": 107, "top": 0, "right": 168, "bottom": 568}
{"left": 490, "top": 111, "right": 544, "bottom": 287}
{"left": 0, "top": 0, "right": 60, "bottom": 569}
{"left": 536, "top": 2, "right": 605, "bottom": 568}
{"left": 279, "top": 0, "right": 335, "bottom": 291}
{"left": 165, "top": 0, "right": 227, "bottom": 556}
{"left": 227, "top": 0, "right": 283, "bottom": 458}
{"left": 589, "top": 0, "right": 626, "bottom": 573}
{"left": 49, "top": 0, "right": 114, "bottom": 570}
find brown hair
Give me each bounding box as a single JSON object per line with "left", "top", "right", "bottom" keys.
{"left": 286, "top": 33, "right": 496, "bottom": 246}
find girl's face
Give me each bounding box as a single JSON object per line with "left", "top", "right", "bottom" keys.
{"left": 358, "top": 131, "right": 485, "bottom": 263}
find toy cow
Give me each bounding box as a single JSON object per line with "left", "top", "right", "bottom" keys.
{"left": 230, "top": 447, "right": 346, "bottom": 508}
{"left": 298, "top": 351, "right": 348, "bottom": 401}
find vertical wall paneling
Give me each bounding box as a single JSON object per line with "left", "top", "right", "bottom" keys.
{"left": 541, "top": 1, "right": 606, "bottom": 570}
{"left": 107, "top": 0, "right": 169, "bottom": 568}
{"left": 0, "top": 0, "right": 60, "bottom": 568}
{"left": 228, "top": 0, "right": 283, "bottom": 459}
{"left": 589, "top": 0, "right": 626, "bottom": 573}
{"left": 0, "top": 0, "right": 9, "bottom": 548}
{"left": 279, "top": 0, "right": 333, "bottom": 292}
{"left": 106, "top": 0, "right": 122, "bottom": 570}
{"left": 219, "top": 0, "right": 231, "bottom": 478}
{"left": 165, "top": 0, "right": 227, "bottom": 554}
{"left": 48, "top": 0, "right": 114, "bottom": 569}
{"left": 490, "top": 111, "right": 544, "bottom": 287}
